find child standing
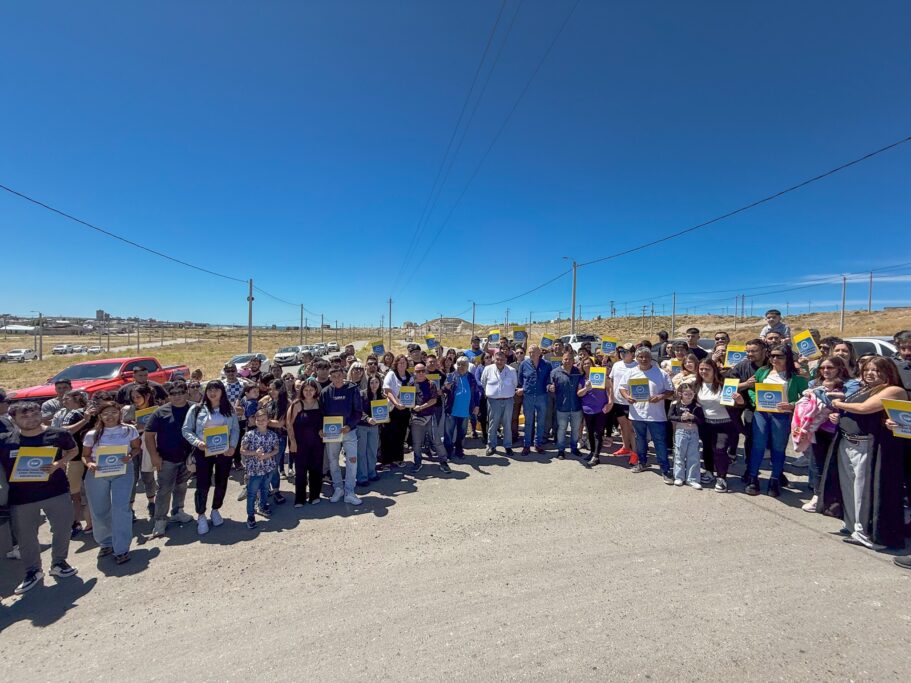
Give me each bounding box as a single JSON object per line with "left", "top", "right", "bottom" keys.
{"left": 668, "top": 384, "right": 705, "bottom": 489}
{"left": 241, "top": 385, "right": 261, "bottom": 428}
{"left": 239, "top": 409, "right": 279, "bottom": 529}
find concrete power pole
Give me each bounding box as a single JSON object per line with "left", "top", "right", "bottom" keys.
{"left": 247, "top": 278, "right": 254, "bottom": 353}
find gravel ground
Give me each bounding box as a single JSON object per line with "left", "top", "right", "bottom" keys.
{"left": 1, "top": 439, "right": 910, "bottom": 682}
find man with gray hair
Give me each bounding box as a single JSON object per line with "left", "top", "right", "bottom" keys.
{"left": 480, "top": 350, "right": 518, "bottom": 455}
{"left": 443, "top": 356, "right": 480, "bottom": 459}
{"left": 620, "top": 346, "right": 675, "bottom": 483}
{"left": 517, "top": 344, "right": 551, "bottom": 455}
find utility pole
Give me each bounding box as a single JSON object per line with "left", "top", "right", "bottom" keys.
{"left": 505, "top": 308, "right": 510, "bottom": 337}
{"left": 36, "top": 312, "right": 43, "bottom": 360}
{"left": 641, "top": 306, "right": 647, "bottom": 335}
{"left": 868, "top": 271, "right": 873, "bottom": 313}
{"left": 320, "top": 314, "right": 324, "bottom": 344}
{"left": 750, "top": 299, "right": 754, "bottom": 317}
{"left": 671, "top": 292, "right": 677, "bottom": 337}
{"left": 741, "top": 294, "right": 746, "bottom": 322}
{"left": 840, "top": 275, "right": 847, "bottom": 332}
{"left": 439, "top": 313, "right": 443, "bottom": 349}
{"left": 247, "top": 278, "right": 254, "bottom": 353}
{"left": 570, "top": 259, "right": 578, "bottom": 335}
{"left": 609, "top": 300, "right": 614, "bottom": 319}
{"left": 388, "top": 298, "right": 393, "bottom": 351}
{"left": 470, "top": 301, "right": 476, "bottom": 336}
{"left": 299, "top": 304, "right": 304, "bottom": 345}
{"left": 137, "top": 321, "right": 140, "bottom": 353}
{"left": 650, "top": 303, "right": 654, "bottom": 329}
{"left": 304, "top": 317, "right": 308, "bottom": 344}
{"left": 786, "top": 302, "right": 789, "bottom": 317}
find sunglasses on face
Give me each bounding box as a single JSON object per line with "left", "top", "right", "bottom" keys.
{"left": 770, "top": 354, "right": 785, "bottom": 359}
{"left": 414, "top": 370, "right": 426, "bottom": 374}
{"left": 819, "top": 365, "right": 836, "bottom": 371}
{"left": 169, "top": 390, "right": 188, "bottom": 396}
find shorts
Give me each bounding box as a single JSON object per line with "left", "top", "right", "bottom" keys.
{"left": 66, "top": 459, "right": 86, "bottom": 495}
{"left": 610, "top": 403, "right": 630, "bottom": 419}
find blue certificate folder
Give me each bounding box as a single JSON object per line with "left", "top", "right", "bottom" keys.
{"left": 204, "top": 425, "right": 230, "bottom": 455}
{"left": 628, "top": 378, "right": 650, "bottom": 402}
{"left": 755, "top": 383, "right": 785, "bottom": 412}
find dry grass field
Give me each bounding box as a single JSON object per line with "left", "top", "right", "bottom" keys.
{"left": 2, "top": 308, "right": 908, "bottom": 392}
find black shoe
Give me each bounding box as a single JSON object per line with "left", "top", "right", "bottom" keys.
{"left": 98, "top": 546, "right": 114, "bottom": 558}
{"left": 247, "top": 516, "right": 257, "bottom": 529}
{"left": 571, "top": 450, "right": 581, "bottom": 458}
{"left": 439, "top": 462, "right": 451, "bottom": 474}
{"left": 557, "top": 451, "right": 565, "bottom": 460}
{"left": 521, "top": 447, "right": 530, "bottom": 455}
{"left": 273, "top": 492, "right": 286, "bottom": 505}
{"left": 70, "top": 522, "right": 83, "bottom": 538}
{"left": 587, "top": 456, "right": 599, "bottom": 468}
{"left": 740, "top": 470, "right": 750, "bottom": 484}
{"left": 49, "top": 560, "right": 78, "bottom": 577}
{"left": 147, "top": 501, "right": 155, "bottom": 518}
{"left": 485, "top": 447, "right": 495, "bottom": 456}
{"left": 893, "top": 555, "right": 911, "bottom": 570}
{"left": 767, "top": 477, "right": 781, "bottom": 498}
{"left": 780, "top": 473, "right": 790, "bottom": 487}
{"left": 14, "top": 569, "right": 44, "bottom": 595}
{"left": 505, "top": 448, "right": 514, "bottom": 456}
{"left": 115, "top": 552, "right": 131, "bottom": 565}
{"left": 662, "top": 472, "right": 674, "bottom": 485}
{"left": 746, "top": 477, "right": 761, "bottom": 496}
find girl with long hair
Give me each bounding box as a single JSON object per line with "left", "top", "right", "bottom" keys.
{"left": 287, "top": 379, "right": 325, "bottom": 505}
{"left": 693, "top": 358, "right": 742, "bottom": 492}
{"left": 381, "top": 355, "right": 411, "bottom": 467}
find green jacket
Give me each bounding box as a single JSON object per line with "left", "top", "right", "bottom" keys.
{"left": 749, "top": 366, "right": 808, "bottom": 408}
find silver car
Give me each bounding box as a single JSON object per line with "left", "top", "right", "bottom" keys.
{"left": 273, "top": 346, "right": 302, "bottom": 366}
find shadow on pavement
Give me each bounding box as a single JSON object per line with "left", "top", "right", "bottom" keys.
{"left": 0, "top": 574, "right": 98, "bottom": 631}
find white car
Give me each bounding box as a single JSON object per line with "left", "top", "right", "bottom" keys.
{"left": 327, "top": 341, "right": 340, "bottom": 352}
{"left": 52, "top": 344, "right": 73, "bottom": 355}
{"left": 845, "top": 337, "right": 896, "bottom": 358}
{"left": 87, "top": 345, "right": 103, "bottom": 354}
{"left": 71, "top": 345, "right": 87, "bottom": 354}
{"left": 220, "top": 353, "right": 272, "bottom": 379}
{"left": 273, "top": 346, "right": 303, "bottom": 366}
{"left": 559, "top": 333, "right": 602, "bottom": 353}
{"left": 5, "top": 348, "right": 37, "bottom": 362}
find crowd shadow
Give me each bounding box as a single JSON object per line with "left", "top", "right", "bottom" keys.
{"left": 0, "top": 574, "right": 98, "bottom": 632}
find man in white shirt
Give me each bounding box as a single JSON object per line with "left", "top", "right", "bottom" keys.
{"left": 620, "top": 347, "right": 675, "bottom": 482}
{"left": 480, "top": 350, "right": 518, "bottom": 455}
{"left": 608, "top": 346, "right": 638, "bottom": 459}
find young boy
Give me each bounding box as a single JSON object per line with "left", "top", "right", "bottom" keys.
{"left": 668, "top": 385, "right": 704, "bottom": 489}
{"left": 760, "top": 309, "right": 791, "bottom": 344}
{"left": 241, "top": 385, "right": 260, "bottom": 429}
{"left": 239, "top": 409, "right": 279, "bottom": 529}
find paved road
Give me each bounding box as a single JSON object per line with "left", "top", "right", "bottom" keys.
{"left": 1, "top": 435, "right": 909, "bottom": 680}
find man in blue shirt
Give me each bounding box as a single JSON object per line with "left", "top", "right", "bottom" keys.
{"left": 548, "top": 349, "right": 583, "bottom": 459}
{"left": 443, "top": 357, "right": 480, "bottom": 459}
{"left": 517, "top": 344, "right": 552, "bottom": 455}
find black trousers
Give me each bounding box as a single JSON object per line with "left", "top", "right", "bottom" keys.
{"left": 701, "top": 419, "right": 736, "bottom": 478}
{"left": 583, "top": 412, "right": 607, "bottom": 455}
{"left": 293, "top": 452, "right": 323, "bottom": 504}
{"left": 194, "top": 451, "right": 233, "bottom": 515}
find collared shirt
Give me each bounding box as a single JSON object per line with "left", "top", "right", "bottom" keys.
{"left": 549, "top": 365, "right": 583, "bottom": 412}
{"left": 222, "top": 378, "right": 247, "bottom": 405}
{"left": 480, "top": 363, "right": 518, "bottom": 399}
{"left": 518, "top": 357, "right": 552, "bottom": 398}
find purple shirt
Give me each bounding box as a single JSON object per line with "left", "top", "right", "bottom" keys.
{"left": 578, "top": 375, "right": 609, "bottom": 415}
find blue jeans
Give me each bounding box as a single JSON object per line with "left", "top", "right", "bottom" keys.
{"left": 84, "top": 461, "right": 135, "bottom": 556}
{"left": 445, "top": 414, "right": 468, "bottom": 456}
{"left": 246, "top": 474, "right": 269, "bottom": 516}
{"left": 325, "top": 429, "right": 358, "bottom": 494}
{"left": 673, "top": 427, "right": 700, "bottom": 483}
{"left": 356, "top": 425, "right": 378, "bottom": 483}
{"left": 632, "top": 420, "right": 670, "bottom": 473}
{"left": 749, "top": 411, "right": 791, "bottom": 479}
{"left": 555, "top": 410, "right": 583, "bottom": 453}
{"left": 486, "top": 398, "right": 513, "bottom": 449}
{"left": 523, "top": 394, "right": 548, "bottom": 447}
{"left": 269, "top": 434, "right": 288, "bottom": 491}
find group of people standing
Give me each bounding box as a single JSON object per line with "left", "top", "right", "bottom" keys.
{"left": 2, "top": 314, "right": 910, "bottom": 597}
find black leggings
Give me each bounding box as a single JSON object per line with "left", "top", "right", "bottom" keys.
{"left": 700, "top": 420, "right": 736, "bottom": 478}
{"left": 194, "top": 451, "right": 232, "bottom": 514}
{"left": 583, "top": 412, "right": 607, "bottom": 455}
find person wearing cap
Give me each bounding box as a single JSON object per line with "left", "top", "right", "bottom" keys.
{"left": 407, "top": 344, "right": 423, "bottom": 367}
{"left": 464, "top": 336, "right": 484, "bottom": 362}
{"left": 479, "top": 350, "right": 518, "bottom": 455}
{"left": 609, "top": 345, "right": 638, "bottom": 459}
{"left": 319, "top": 367, "right": 363, "bottom": 504}
{"left": 115, "top": 366, "right": 167, "bottom": 406}
{"left": 443, "top": 357, "right": 481, "bottom": 459}
{"left": 620, "top": 347, "right": 675, "bottom": 483}
{"left": 41, "top": 379, "right": 73, "bottom": 425}
{"left": 517, "top": 345, "right": 551, "bottom": 455}
{"left": 408, "top": 363, "right": 448, "bottom": 473}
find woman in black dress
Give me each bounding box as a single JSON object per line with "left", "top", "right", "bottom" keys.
{"left": 380, "top": 355, "right": 411, "bottom": 468}
{"left": 287, "top": 379, "right": 325, "bottom": 506}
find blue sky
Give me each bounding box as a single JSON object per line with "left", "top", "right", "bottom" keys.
{"left": 2, "top": 1, "right": 909, "bottom": 328}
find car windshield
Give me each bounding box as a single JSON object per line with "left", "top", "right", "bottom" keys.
{"left": 52, "top": 362, "right": 122, "bottom": 381}
{"left": 576, "top": 335, "right": 599, "bottom": 342}
{"left": 278, "top": 347, "right": 296, "bottom": 353}
{"left": 229, "top": 355, "right": 255, "bottom": 365}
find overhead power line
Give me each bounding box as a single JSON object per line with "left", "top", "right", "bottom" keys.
{"left": 0, "top": 182, "right": 247, "bottom": 284}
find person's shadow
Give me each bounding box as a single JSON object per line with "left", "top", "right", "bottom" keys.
{"left": 0, "top": 574, "right": 98, "bottom": 631}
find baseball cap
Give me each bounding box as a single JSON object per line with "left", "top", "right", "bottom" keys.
{"left": 471, "top": 336, "right": 481, "bottom": 343}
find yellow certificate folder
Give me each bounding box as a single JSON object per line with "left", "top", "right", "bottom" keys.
{"left": 322, "top": 416, "right": 344, "bottom": 443}
{"left": 541, "top": 336, "right": 554, "bottom": 349}
{"left": 371, "top": 340, "right": 385, "bottom": 355}
{"left": 755, "top": 383, "right": 785, "bottom": 412}
{"left": 882, "top": 399, "right": 911, "bottom": 439}
{"left": 601, "top": 338, "right": 618, "bottom": 354}
{"left": 669, "top": 359, "right": 682, "bottom": 376}
{"left": 488, "top": 329, "right": 500, "bottom": 343}
{"left": 204, "top": 425, "right": 230, "bottom": 456}
{"left": 95, "top": 444, "right": 129, "bottom": 478}
{"left": 628, "top": 377, "right": 651, "bottom": 402}
{"left": 134, "top": 406, "right": 157, "bottom": 429}
{"left": 512, "top": 326, "right": 526, "bottom": 342}
{"left": 424, "top": 334, "right": 438, "bottom": 349}
{"left": 720, "top": 378, "right": 739, "bottom": 406}
{"left": 9, "top": 446, "right": 56, "bottom": 483}
{"left": 792, "top": 330, "right": 820, "bottom": 359}
{"left": 399, "top": 386, "right": 416, "bottom": 408}
{"left": 370, "top": 400, "right": 390, "bottom": 424}
{"left": 589, "top": 366, "right": 607, "bottom": 389}
{"left": 724, "top": 344, "right": 746, "bottom": 368}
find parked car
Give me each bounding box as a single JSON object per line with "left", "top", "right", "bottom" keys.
{"left": 5, "top": 356, "right": 190, "bottom": 403}
{"left": 327, "top": 341, "right": 340, "bottom": 352}
{"left": 5, "top": 348, "right": 38, "bottom": 362}
{"left": 845, "top": 337, "right": 896, "bottom": 358}
{"left": 273, "top": 346, "right": 303, "bottom": 366}
{"left": 299, "top": 345, "right": 316, "bottom": 357}
{"left": 220, "top": 353, "right": 272, "bottom": 379}
{"left": 87, "top": 345, "right": 103, "bottom": 354}
{"left": 70, "top": 345, "right": 87, "bottom": 354}
{"left": 52, "top": 344, "right": 73, "bottom": 355}
{"left": 313, "top": 343, "right": 327, "bottom": 356}
{"left": 559, "top": 333, "right": 603, "bottom": 353}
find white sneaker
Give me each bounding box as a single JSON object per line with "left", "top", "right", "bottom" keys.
{"left": 329, "top": 488, "right": 344, "bottom": 503}
{"left": 6, "top": 545, "right": 21, "bottom": 560}
{"left": 197, "top": 514, "right": 210, "bottom": 535}
{"left": 801, "top": 495, "right": 818, "bottom": 513}
{"left": 152, "top": 520, "right": 168, "bottom": 538}
{"left": 687, "top": 481, "right": 703, "bottom": 490}
{"left": 171, "top": 510, "right": 194, "bottom": 524}
{"left": 673, "top": 479, "right": 684, "bottom": 486}
{"left": 344, "top": 493, "right": 362, "bottom": 505}
{"left": 210, "top": 509, "right": 224, "bottom": 527}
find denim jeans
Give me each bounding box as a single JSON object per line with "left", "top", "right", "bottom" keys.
{"left": 356, "top": 425, "right": 379, "bottom": 483}
{"left": 269, "top": 434, "right": 288, "bottom": 492}
{"left": 486, "top": 398, "right": 514, "bottom": 449}
{"left": 246, "top": 474, "right": 269, "bottom": 516}
{"left": 749, "top": 411, "right": 791, "bottom": 479}
{"left": 85, "top": 461, "right": 135, "bottom": 555}
{"left": 632, "top": 420, "right": 670, "bottom": 473}
{"left": 412, "top": 416, "right": 445, "bottom": 464}
{"left": 445, "top": 414, "right": 469, "bottom": 457}
{"left": 555, "top": 410, "right": 583, "bottom": 453}
{"left": 673, "top": 426, "right": 700, "bottom": 483}
{"left": 325, "top": 429, "right": 358, "bottom": 494}
{"left": 522, "top": 394, "right": 548, "bottom": 447}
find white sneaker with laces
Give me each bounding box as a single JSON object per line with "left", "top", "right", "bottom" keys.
{"left": 344, "top": 493, "right": 362, "bottom": 505}
{"left": 330, "top": 488, "right": 344, "bottom": 503}
{"left": 210, "top": 509, "right": 224, "bottom": 527}
{"left": 687, "top": 481, "right": 703, "bottom": 490}
{"left": 197, "top": 514, "right": 210, "bottom": 535}
{"left": 673, "top": 479, "right": 684, "bottom": 486}
{"left": 801, "top": 495, "right": 818, "bottom": 513}
{"left": 152, "top": 520, "right": 168, "bottom": 537}
{"left": 171, "top": 510, "right": 194, "bottom": 524}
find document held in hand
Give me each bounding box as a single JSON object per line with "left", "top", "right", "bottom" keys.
{"left": 628, "top": 378, "right": 651, "bottom": 402}
{"left": 322, "top": 416, "right": 344, "bottom": 443}
{"left": 95, "top": 444, "right": 129, "bottom": 478}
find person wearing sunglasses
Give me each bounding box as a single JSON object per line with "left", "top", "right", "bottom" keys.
{"left": 745, "top": 344, "right": 808, "bottom": 497}
{"left": 408, "top": 363, "right": 448, "bottom": 473}
{"left": 145, "top": 382, "right": 195, "bottom": 538}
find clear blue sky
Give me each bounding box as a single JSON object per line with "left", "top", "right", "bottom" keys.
{"left": 2, "top": 1, "right": 910, "bottom": 329}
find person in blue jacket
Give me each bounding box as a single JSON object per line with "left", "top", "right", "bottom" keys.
{"left": 442, "top": 356, "right": 481, "bottom": 459}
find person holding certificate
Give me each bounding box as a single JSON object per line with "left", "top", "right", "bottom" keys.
{"left": 619, "top": 347, "right": 675, "bottom": 483}
{"left": 0, "top": 402, "right": 79, "bottom": 594}
{"left": 122, "top": 385, "right": 159, "bottom": 521}
{"left": 745, "top": 345, "right": 808, "bottom": 497}
{"left": 82, "top": 401, "right": 141, "bottom": 565}
{"left": 693, "top": 359, "right": 742, "bottom": 492}
{"left": 320, "top": 367, "right": 363, "bottom": 505}
{"left": 381, "top": 355, "right": 412, "bottom": 469}
{"left": 181, "top": 380, "right": 240, "bottom": 536}
{"left": 355, "top": 375, "right": 384, "bottom": 486}
{"left": 577, "top": 357, "right": 613, "bottom": 467}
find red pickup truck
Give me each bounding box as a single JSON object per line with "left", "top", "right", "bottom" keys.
{"left": 6, "top": 357, "right": 190, "bottom": 403}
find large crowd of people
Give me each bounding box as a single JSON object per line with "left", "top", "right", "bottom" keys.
{"left": 1, "top": 310, "right": 910, "bottom": 596}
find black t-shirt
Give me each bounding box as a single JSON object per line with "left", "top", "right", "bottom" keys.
{"left": 687, "top": 345, "right": 708, "bottom": 361}
{"left": 117, "top": 380, "right": 167, "bottom": 405}
{"left": 145, "top": 403, "right": 192, "bottom": 463}
{"left": 61, "top": 409, "right": 89, "bottom": 450}
{"left": 0, "top": 428, "right": 77, "bottom": 505}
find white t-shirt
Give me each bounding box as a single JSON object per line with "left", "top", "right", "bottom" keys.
{"left": 764, "top": 370, "right": 787, "bottom": 385}
{"left": 621, "top": 365, "right": 674, "bottom": 422}
{"left": 383, "top": 370, "right": 405, "bottom": 399}
{"left": 697, "top": 384, "right": 730, "bottom": 421}
{"left": 84, "top": 424, "right": 140, "bottom": 450}
{"left": 610, "top": 361, "right": 638, "bottom": 405}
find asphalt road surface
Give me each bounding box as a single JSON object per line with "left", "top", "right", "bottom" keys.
{"left": 1, "top": 435, "right": 909, "bottom": 681}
